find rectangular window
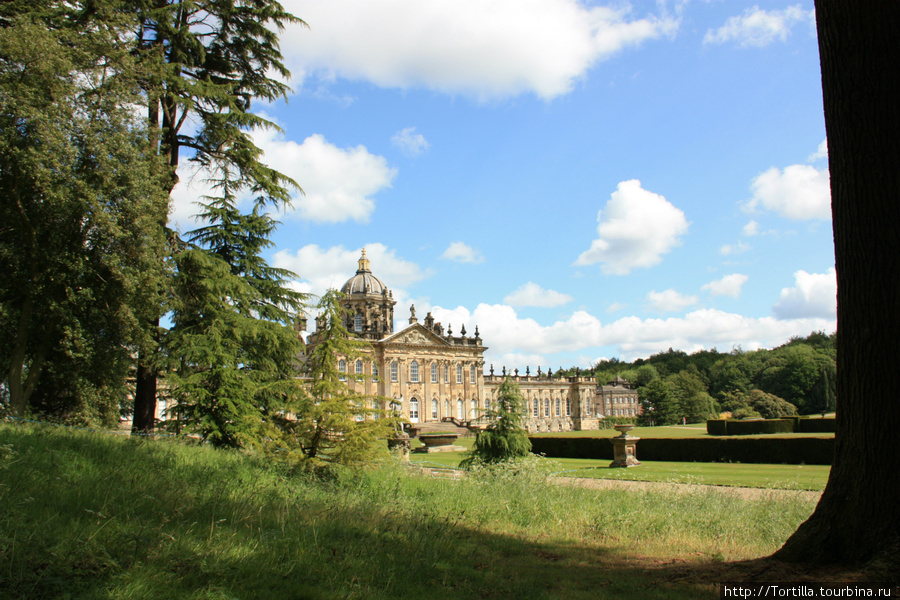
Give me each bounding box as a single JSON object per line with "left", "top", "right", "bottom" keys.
{"left": 391, "top": 361, "right": 398, "bottom": 382}
{"left": 410, "top": 361, "right": 419, "bottom": 383}
{"left": 373, "top": 363, "right": 379, "bottom": 382}
{"left": 470, "top": 365, "right": 476, "bottom": 383}
{"left": 444, "top": 366, "right": 449, "bottom": 383}
{"left": 431, "top": 363, "right": 438, "bottom": 383}
{"left": 456, "top": 365, "right": 463, "bottom": 384}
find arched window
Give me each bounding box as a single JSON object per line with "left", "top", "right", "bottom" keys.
{"left": 354, "top": 313, "right": 363, "bottom": 332}
{"left": 444, "top": 399, "right": 450, "bottom": 417}
{"left": 555, "top": 398, "right": 561, "bottom": 417}
{"left": 470, "top": 364, "right": 476, "bottom": 383}
{"left": 338, "top": 360, "right": 346, "bottom": 381}
{"left": 485, "top": 397, "right": 491, "bottom": 413}
{"left": 432, "top": 398, "right": 438, "bottom": 419}
{"left": 356, "top": 360, "right": 363, "bottom": 375}
{"left": 410, "top": 398, "right": 419, "bottom": 421}
{"left": 410, "top": 360, "right": 419, "bottom": 383}
{"left": 457, "top": 398, "right": 464, "bottom": 419}
{"left": 456, "top": 364, "right": 463, "bottom": 384}
{"left": 471, "top": 398, "right": 478, "bottom": 419}
{"left": 391, "top": 361, "right": 398, "bottom": 382}
{"left": 431, "top": 363, "right": 438, "bottom": 383}
{"left": 533, "top": 398, "right": 539, "bottom": 418}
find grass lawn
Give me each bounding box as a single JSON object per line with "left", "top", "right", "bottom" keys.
{"left": 2, "top": 421, "right": 830, "bottom": 600}
{"left": 410, "top": 434, "right": 831, "bottom": 490}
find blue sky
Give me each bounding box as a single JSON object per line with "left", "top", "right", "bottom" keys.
{"left": 171, "top": 0, "right": 836, "bottom": 371}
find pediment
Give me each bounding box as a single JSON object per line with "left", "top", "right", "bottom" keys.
{"left": 381, "top": 323, "right": 450, "bottom": 347}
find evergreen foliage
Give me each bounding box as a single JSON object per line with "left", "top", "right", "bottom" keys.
{"left": 164, "top": 170, "right": 308, "bottom": 447}
{"left": 0, "top": 12, "right": 168, "bottom": 424}
{"left": 461, "top": 378, "right": 532, "bottom": 466}
{"left": 277, "top": 290, "right": 397, "bottom": 466}
{"left": 127, "top": 0, "right": 305, "bottom": 433}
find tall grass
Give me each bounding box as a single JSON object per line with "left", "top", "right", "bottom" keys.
{"left": 0, "top": 422, "right": 817, "bottom": 599}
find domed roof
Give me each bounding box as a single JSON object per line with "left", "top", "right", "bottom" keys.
{"left": 340, "top": 248, "right": 390, "bottom": 296}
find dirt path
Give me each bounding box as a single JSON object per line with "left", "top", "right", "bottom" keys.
{"left": 552, "top": 476, "right": 823, "bottom": 501}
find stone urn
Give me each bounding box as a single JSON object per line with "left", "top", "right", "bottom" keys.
{"left": 414, "top": 433, "right": 466, "bottom": 453}
{"left": 387, "top": 432, "right": 411, "bottom": 461}
{"left": 610, "top": 423, "right": 641, "bottom": 468}
{"left": 614, "top": 424, "right": 635, "bottom": 436}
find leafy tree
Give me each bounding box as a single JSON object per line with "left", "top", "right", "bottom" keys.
{"left": 709, "top": 357, "right": 753, "bottom": 400}
{"left": 164, "top": 187, "right": 306, "bottom": 447}
{"left": 638, "top": 378, "right": 679, "bottom": 425}
{"left": 462, "top": 378, "right": 531, "bottom": 466}
{"left": 748, "top": 390, "right": 797, "bottom": 419}
{"left": 129, "top": 0, "right": 304, "bottom": 434}
{"left": 0, "top": 13, "right": 167, "bottom": 423}
{"left": 280, "top": 290, "right": 395, "bottom": 466}
{"left": 632, "top": 364, "right": 660, "bottom": 389}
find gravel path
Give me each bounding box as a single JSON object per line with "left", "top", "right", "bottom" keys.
{"left": 551, "top": 476, "right": 823, "bottom": 501}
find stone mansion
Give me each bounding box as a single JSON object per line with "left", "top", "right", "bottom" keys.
{"left": 302, "top": 250, "right": 641, "bottom": 433}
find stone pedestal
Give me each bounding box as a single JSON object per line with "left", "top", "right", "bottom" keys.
{"left": 609, "top": 424, "right": 641, "bottom": 468}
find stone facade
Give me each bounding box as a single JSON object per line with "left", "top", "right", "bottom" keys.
{"left": 303, "top": 250, "right": 641, "bottom": 432}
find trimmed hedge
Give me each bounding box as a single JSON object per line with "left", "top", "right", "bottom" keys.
{"left": 529, "top": 436, "right": 834, "bottom": 465}
{"left": 707, "top": 416, "right": 837, "bottom": 435}
{"left": 725, "top": 418, "right": 795, "bottom": 435}
{"left": 706, "top": 419, "right": 728, "bottom": 435}
{"left": 797, "top": 418, "right": 836, "bottom": 433}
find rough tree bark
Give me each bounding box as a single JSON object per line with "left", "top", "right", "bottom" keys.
{"left": 774, "top": 0, "right": 900, "bottom": 567}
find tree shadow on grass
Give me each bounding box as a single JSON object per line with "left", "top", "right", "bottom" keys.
{"left": 0, "top": 423, "right": 836, "bottom": 599}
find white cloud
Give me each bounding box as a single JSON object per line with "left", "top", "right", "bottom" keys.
{"left": 720, "top": 241, "right": 750, "bottom": 256}
{"left": 606, "top": 302, "right": 627, "bottom": 314}
{"left": 391, "top": 127, "right": 430, "bottom": 157}
{"left": 431, "top": 303, "right": 835, "bottom": 365}
{"left": 281, "top": 0, "right": 676, "bottom": 100}
{"left": 742, "top": 220, "right": 760, "bottom": 236}
{"left": 169, "top": 162, "right": 215, "bottom": 230}
{"left": 574, "top": 179, "right": 690, "bottom": 274}
{"left": 440, "top": 241, "right": 485, "bottom": 264}
{"left": 253, "top": 130, "right": 396, "bottom": 224}
{"left": 645, "top": 289, "right": 698, "bottom": 313}
{"left": 746, "top": 164, "right": 831, "bottom": 220}
{"left": 504, "top": 282, "right": 573, "bottom": 308}
{"left": 773, "top": 268, "right": 837, "bottom": 319}
{"left": 272, "top": 243, "right": 430, "bottom": 302}
{"left": 808, "top": 139, "right": 828, "bottom": 162}
{"left": 702, "top": 273, "right": 748, "bottom": 298}
{"left": 704, "top": 5, "right": 814, "bottom": 47}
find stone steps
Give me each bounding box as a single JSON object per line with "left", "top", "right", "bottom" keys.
{"left": 407, "top": 419, "right": 474, "bottom": 438}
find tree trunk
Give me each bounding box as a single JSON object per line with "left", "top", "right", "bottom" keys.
{"left": 132, "top": 332, "right": 159, "bottom": 434}
{"left": 774, "top": 0, "right": 900, "bottom": 566}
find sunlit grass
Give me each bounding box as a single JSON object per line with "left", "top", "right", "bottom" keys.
{"left": 0, "top": 422, "right": 819, "bottom": 599}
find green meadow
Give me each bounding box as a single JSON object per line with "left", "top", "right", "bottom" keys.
{"left": 411, "top": 431, "right": 831, "bottom": 490}
{"left": 0, "top": 421, "right": 826, "bottom": 599}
